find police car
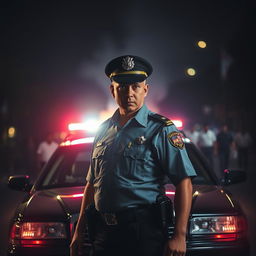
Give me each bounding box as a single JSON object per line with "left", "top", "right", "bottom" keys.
{"left": 7, "top": 122, "right": 250, "bottom": 256}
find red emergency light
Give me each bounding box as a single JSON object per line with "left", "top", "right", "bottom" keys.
{"left": 172, "top": 119, "right": 183, "bottom": 129}
{"left": 60, "top": 137, "right": 94, "bottom": 147}
{"left": 59, "top": 193, "right": 84, "bottom": 198}
{"left": 165, "top": 191, "right": 175, "bottom": 195}
{"left": 68, "top": 123, "right": 87, "bottom": 131}
{"left": 68, "top": 119, "right": 101, "bottom": 133}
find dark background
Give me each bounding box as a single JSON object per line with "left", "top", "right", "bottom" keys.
{"left": 0, "top": 0, "right": 256, "bottom": 173}
{"left": 0, "top": 0, "right": 256, "bottom": 177}
{"left": 1, "top": 0, "right": 255, "bottom": 174}
{"left": 0, "top": 1, "right": 256, "bottom": 255}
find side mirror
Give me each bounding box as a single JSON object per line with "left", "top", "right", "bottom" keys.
{"left": 8, "top": 175, "right": 32, "bottom": 192}
{"left": 223, "top": 169, "right": 246, "bottom": 186}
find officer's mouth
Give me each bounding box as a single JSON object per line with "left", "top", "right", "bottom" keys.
{"left": 124, "top": 100, "right": 135, "bottom": 105}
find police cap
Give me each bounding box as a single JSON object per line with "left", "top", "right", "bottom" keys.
{"left": 105, "top": 55, "right": 153, "bottom": 84}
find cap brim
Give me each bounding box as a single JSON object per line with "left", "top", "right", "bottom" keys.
{"left": 112, "top": 74, "right": 147, "bottom": 84}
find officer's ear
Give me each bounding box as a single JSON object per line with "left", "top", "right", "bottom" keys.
{"left": 110, "top": 84, "right": 115, "bottom": 98}
{"left": 144, "top": 82, "right": 149, "bottom": 97}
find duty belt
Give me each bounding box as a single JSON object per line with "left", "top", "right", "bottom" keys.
{"left": 100, "top": 204, "right": 158, "bottom": 226}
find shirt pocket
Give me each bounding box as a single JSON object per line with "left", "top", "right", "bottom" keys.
{"left": 92, "top": 144, "right": 107, "bottom": 177}
{"left": 123, "top": 146, "right": 151, "bottom": 180}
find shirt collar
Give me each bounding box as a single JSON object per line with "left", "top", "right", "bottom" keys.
{"left": 110, "top": 104, "right": 149, "bottom": 127}
{"left": 134, "top": 104, "right": 149, "bottom": 127}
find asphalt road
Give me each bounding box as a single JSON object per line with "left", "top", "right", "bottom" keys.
{"left": 0, "top": 151, "right": 255, "bottom": 256}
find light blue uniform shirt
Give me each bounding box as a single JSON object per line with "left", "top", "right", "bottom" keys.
{"left": 86, "top": 105, "right": 196, "bottom": 212}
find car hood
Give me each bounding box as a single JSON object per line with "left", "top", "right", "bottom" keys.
{"left": 166, "top": 184, "right": 240, "bottom": 215}
{"left": 191, "top": 185, "right": 241, "bottom": 215}
{"left": 22, "top": 187, "right": 84, "bottom": 221}
{"left": 22, "top": 185, "right": 240, "bottom": 221}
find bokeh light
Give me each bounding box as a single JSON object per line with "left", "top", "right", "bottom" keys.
{"left": 186, "top": 68, "right": 196, "bottom": 76}
{"left": 8, "top": 127, "right": 16, "bottom": 138}
{"left": 197, "top": 40, "right": 207, "bottom": 48}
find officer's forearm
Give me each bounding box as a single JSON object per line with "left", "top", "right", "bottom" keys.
{"left": 75, "top": 182, "right": 94, "bottom": 232}
{"left": 173, "top": 177, "right": 193, "bottom": 238}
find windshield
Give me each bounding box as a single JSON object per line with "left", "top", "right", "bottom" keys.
{"left": 185, "top": 143, "right": 216, "bottom": 185}
{"left": 39, "top": 145, "right": 91, "bottom": 189}
{"left": 38, "top": 142, "right": 216, "bottom": 189}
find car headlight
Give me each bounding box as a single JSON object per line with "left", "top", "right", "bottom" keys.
{"left": 190, "top": 216, "right": 243, "bottom": 234}
{"left": 11, "top": 222, "right": 67, "bottom": 239}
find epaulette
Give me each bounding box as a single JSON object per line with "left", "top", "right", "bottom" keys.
{"left": 150, "top": 113, "right": 174, "bottom": 126}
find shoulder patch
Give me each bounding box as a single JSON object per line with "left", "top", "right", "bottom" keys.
{"left": 167, "top": 131, "right": 184, "bottom": 149}
{"left": 150, "top": 113, "right": 174, "bottom": 126}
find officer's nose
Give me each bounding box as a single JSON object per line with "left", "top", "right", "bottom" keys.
{"left": 126, "top": 85, "right": 134, "bottom": 96}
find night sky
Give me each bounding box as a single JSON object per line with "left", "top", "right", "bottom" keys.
{"left": 1, "top": 0, "right": 255, "bottom": 140}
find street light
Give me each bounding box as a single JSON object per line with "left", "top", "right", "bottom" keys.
{"left": 197, "top": 40, "right": 207, "bottom": 49}
{"left": 186, "top": 68, "right": 196, "bottom": 77}
{"left": 8, "top": 126, "right": 16, "bottom": 138}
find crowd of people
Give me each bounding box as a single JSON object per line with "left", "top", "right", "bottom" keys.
{"left": 184, "top": 123, "right": 253, "bottom": 177}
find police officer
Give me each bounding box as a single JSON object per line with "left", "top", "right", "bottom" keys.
{"left": 70, "top": 55, "right": 197, "bottom": 256}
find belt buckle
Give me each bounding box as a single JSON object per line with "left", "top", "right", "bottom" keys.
{"left": 103, "top": 213, "right": 118, "bottom": 225}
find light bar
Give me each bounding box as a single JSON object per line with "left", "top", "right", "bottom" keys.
{"left": 172, "top": 119, "right": 183, "bottom": 128}
{"left": 57, "top": 193, "right": 84, "bottom": 198}
{"left": 68, "top": 119, "right": 101, "bottom": 132}
{"left": 60, "top": 137, "right": 94, "bottom": 146}
{"left": 68, "top": 123, "right": 87, "bottom": 131}
{"left": 165, "top": 191, "right": 175, "bottom": 195}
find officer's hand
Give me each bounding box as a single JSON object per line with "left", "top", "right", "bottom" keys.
{"left": 164, "top": 234, "right": 186, "bottom": 256}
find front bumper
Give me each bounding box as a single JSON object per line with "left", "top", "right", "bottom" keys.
{"left": 186, "top": 236, "right": 250, "bottom": 256}
{"left": 8, "top": 240, "right": 70, "bottom": 256}
{"left": 8, "top": 240, "right": 250, "bottom": 256}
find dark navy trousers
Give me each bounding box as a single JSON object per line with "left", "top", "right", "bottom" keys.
{"left": 91, "top": 207, "right": 166, "bottom": 256}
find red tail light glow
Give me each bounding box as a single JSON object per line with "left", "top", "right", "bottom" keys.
{"left": 213, "top": 234, "right": 237, "bottom": 241}
{"left": 21, "top": 239, "right": 47, "bottom": 247}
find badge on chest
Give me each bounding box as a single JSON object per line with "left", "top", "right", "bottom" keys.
{"left": 127, "top": 135, "right": 147, "bottom": 149}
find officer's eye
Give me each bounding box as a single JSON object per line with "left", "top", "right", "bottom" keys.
{"left": 118, "top": 84, "right": 126, "bottom": 90}
{"left": 132, "top": 84, "right": 141, "bottom": 90}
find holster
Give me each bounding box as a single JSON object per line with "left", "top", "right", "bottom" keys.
{"left": 156, "top": 194, "right": 174, "bottom": 239}
{"left": 84, "top": 204, "right": 99, "bottom": 242}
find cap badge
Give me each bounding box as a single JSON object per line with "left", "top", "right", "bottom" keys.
{"left": 122, "top": 56, "right": 135, "bottom": 70}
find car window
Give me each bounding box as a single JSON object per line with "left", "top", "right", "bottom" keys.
{"left": 39, "top": 142, "right": 216, "bottom": 189}
{"left": 185, "top": 143, "right": 216, "bottom": 185}
{"left": 40, "top": 146, "right": 91, "bottom": 188}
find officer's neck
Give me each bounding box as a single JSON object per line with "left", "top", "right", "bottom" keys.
{"left": 118, "top": 109, "right": 137, "bottom": 127}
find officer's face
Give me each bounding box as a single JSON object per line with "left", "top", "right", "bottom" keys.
{"left": 110, "top": 81, "right": 149, "bottom": 114}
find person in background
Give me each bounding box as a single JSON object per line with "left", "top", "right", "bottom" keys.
{"left": 37, "top": 132, "right": 58, "bottom": 169}
{"left": 198, "top": 124, "right": 217, "bottom": 166}
{"left": 185, "top": 124, "right": 200, "bottom": 146}
{"left": 234, "top": 127, "right": 253, "bottom": 171}
{"left": 216, "top": 124, "right": 233, "bottom": 172}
